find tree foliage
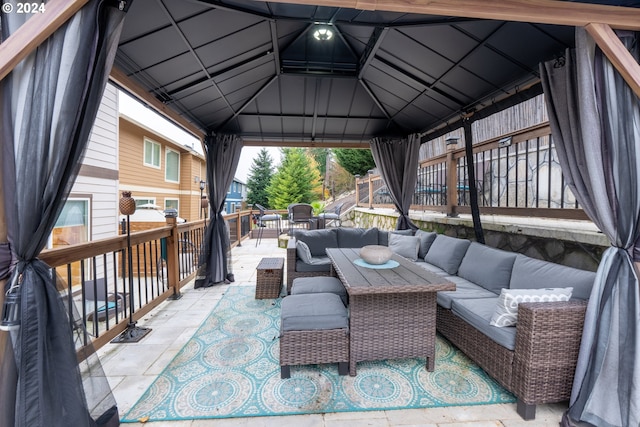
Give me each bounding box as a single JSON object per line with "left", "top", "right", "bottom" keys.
{"left": 245, "top": 148, "right": 274, "bottom": 208}
{"left": 332, "top": 148, "right": 376, "bottom": 176}
{"left": 267, "top": 148, "right": 323, "bottom": 209}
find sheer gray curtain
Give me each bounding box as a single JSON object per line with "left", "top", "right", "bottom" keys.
{"left": 541, "top": 28, "right": 640, "bottom": 427}
{"left": 1, "top": 1, "right": 127, "bottom": 426}
{"left": 370, "top": 134, "right": 420, "bottom": 230}
{"left": 195, "top": 134, "right": 243, "bottom": 288}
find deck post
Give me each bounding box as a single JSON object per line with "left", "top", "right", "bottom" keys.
{"left": 165, "top": 216, "right": 181, "bottom": 299}
{"left": 446, "top": 148, "right": 458, "bottom": 217}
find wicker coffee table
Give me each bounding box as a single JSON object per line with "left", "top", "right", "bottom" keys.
{"left": 326, "top": 247, "right": 455, "bottom": 376}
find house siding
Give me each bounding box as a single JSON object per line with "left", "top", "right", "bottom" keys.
{"left": 72, "top": 83, "right": 119, "bottom": 240}
{"left": 119, "top": 116, "right": 205, "bottom": 222}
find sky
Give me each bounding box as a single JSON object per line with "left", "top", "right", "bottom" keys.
{"left": 118, "top": 90, "right": 281, "bottom": 182}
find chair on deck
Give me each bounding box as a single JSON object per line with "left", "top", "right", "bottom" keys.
{"left": 254, "top": 204, "right": 281, "bottom": 246}
{"left": 318, "top": 202, "right": 345, "bottom": 227}
{"left": 287, "top": 203, "right": 313, "bottom": 235}
{"left": 84, "top": 278, "right": 124, "bottom": 322}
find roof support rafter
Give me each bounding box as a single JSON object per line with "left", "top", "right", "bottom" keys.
{"left": 157, "top": 0, "right": 235, "bottom": 115}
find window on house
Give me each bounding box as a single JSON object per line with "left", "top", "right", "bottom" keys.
{"left": 165, "top": 199, "right": 179, "bottom": 212}
{"left": 51, "top": 198, "right": 90, "bottom": 286}
{"left": 135, "top": 198, "right": 156, "bottom": 208}
{"left": 144, "top": 138, "right": 161, "bottom": 168}
{"left": 165, "top": 149, "right": 180, "bottom": 182}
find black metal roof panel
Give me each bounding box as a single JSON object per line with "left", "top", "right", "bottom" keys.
{"left": 114, "top": 0, "right": 638, "bottom": 144}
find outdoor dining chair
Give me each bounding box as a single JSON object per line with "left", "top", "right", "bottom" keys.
{"left": 254, "top": 204, "right": 281, "bottom": 246}
{"left": 318, "top": 202, "right": 345, "bottom": 227}
{"left": 287, "top": 203, "right": 314, "bottom": 235}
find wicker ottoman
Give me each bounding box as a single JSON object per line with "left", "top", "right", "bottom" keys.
{"left": 279, "top": 293, "right": 349, "bottom": 378}
{"left": 255, "top": 257, "right": 284, "bottom": 299}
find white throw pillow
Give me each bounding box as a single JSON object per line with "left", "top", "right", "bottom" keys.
{"left": 490, "top": 287, "right": 573, "bottom": 327}
{"left": 388, "top": 234, "right": 420, "bottom": 261}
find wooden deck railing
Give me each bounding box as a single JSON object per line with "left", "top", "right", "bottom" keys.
{"left": 356, "top": 123, "right": 588, "bottom": 221}
{"left": 38, "top": 211, "right": 254, "bottom": 356}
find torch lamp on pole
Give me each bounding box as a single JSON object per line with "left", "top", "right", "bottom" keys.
{"left": 112, "top": 191, "right": 151, "bottom": 343}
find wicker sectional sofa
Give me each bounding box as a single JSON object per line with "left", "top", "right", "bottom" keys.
{"left": 286, "top": 227, "right": 596, "bottom": 420}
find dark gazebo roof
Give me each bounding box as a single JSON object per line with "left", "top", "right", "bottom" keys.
{"left": 113, "top": 0, "right": 640, "bottom": 146}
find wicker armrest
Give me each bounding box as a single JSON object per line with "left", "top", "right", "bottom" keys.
{"left": 286, "top": 237, "right": 297, "bottom": 288}
{"left": 513, "top": 299, "right": 588, "bottom": 405}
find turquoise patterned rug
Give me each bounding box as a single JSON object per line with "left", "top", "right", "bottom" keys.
{"left": 122, "top": 286, "right": 514, "bottom": 422}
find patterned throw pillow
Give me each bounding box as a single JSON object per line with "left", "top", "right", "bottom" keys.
{"left": 490, "top": 287, "right": 573, "bottom": 327}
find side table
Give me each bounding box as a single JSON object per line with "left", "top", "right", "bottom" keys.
{"left": 255, "top": 257, "right": 284, "bottom": 299}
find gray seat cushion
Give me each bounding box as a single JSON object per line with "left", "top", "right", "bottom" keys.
{"left": 295, "top": 260, "right": 332, "bottom": 273}
{"left": 291, "top": 276, "right": 348, "bottom": 305}
{"left": 424, "top": 235, "right": 471, "bottom": 275}
{"left": 509, "top": 254, "right": 596, "bottom": 300}
{"left": 436, "top": 275, "right": 499, "bottom": 309}
{"left": 416, "top": 261, "right": 449, "bottom": 277}
{"left": 281, "top": 293, "right": 349, "bottom": 331}
{"left": 336, "top": 227, "right": 380, "bottom": 247}
{"left": 451, "top": 297, "right": 517, "bottom": 350}
{"left": 294, "top": 229, "right": 338, "bottom": 256}
{"left": 457, "top": 242, "right": 517, "bottom": 294}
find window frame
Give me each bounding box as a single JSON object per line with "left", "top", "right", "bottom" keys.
{"left": 143, "top": 138, "right": 161, "bottom": 169}
{"left": 165, "top": 147, "right": 180, "bottom": 183}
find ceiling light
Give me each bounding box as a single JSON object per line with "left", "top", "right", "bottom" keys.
{"left": 313, "top": 27, "right": 333, "bottom": 41}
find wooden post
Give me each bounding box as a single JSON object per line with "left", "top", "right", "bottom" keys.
{"left": 165, "top": 216, "right": 181, "bottom": 299}
{"left": 368, "top": 174, "right": 374, "bottom": 209}
{"left": 355, "top": 176, "right": 360, "bottom": 207}
{"left": 446, "top": 149, "right": 458, "bottom": 217}
{"left": 236, "top": 213, "right": 242, "bottom": 246}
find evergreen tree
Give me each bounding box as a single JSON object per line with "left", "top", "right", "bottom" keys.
{"left": 267, "top": 148, "right": 322, "bottom": 209}
{"left": 332, "top": 148, "right": 376, "bottom": 176}
{"left": 245, "top": 148, "right": 274, "bottom": 208}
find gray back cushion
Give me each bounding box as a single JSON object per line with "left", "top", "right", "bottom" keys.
{"left": 424, "top": 235, "right": 471, "bottom": 274}
{"left": 415, "top": 230, "right": 437, "bottom": 259}
{"left": 509, "top": 254, "right": 595, "bottom": 300}
{"left": 388, "top": 234, "right": 420, "bottom": 261}
{"left": 457, "top": 242, "right": 517, "bottom": 294}
{"left": 336, "top": 227, "right": 379, "bottom": 248}
{"left": 294, "top": 229, "right": 338, "bottom": 256}
{"left": 378, "top": 229, "right": 413, "bottom": 246}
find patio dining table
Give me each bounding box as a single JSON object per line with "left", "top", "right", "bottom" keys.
{"left": 325, "top": 248, "right": 455, "bottom": 376}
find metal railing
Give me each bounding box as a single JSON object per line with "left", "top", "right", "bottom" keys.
{"left": 38, "top": 211, "right": 254, "bottom": 356}
{"left": 356, "top": 123, "right": 588, "bottom": 220}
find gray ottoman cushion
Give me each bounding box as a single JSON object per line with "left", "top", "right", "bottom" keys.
{"left": 281, "top": 293, "right": 349, "bottom": 331}
{"left": 291, "top": 276, "right": 348, "bottom": 305}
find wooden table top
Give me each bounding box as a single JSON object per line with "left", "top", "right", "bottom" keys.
{"left": 326, "top": 247, "right": 455, "bottom": 296}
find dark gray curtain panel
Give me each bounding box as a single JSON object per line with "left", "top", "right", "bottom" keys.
{"left": 195, "top": 134, "right": 243, "bottom": 288}
{"left": 541, "top": 28, "right": 640, "bottom": 427}
{"left": 0, "top": 1, "right": 127, "bottom": 426}
{"left": 370, "top": 134, "right": 420, "bottom": 230}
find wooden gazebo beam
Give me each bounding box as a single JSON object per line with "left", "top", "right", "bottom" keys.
{"left": 0, "top": 0, "right": 89, "bottom": 81}
{"left": 586, "top": 23, "right": 640, "bottom": 98}
{"left": 270, "top": 0, "right": 640, "bottom": 30}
